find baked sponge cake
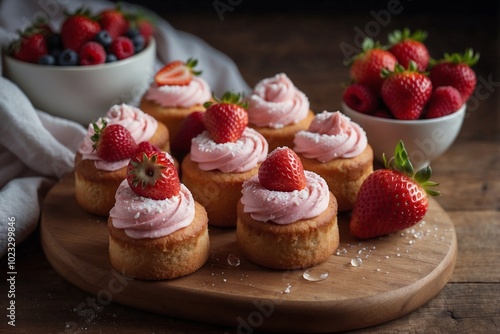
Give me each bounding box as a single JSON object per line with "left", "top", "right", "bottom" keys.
{"left": 108, "top": 151, "right": 209, "bottom": 280}
{"left": 246, "top": 73, "right": 315, "bottom": 151}
{"left": 75, "top": 104, "right": 170, "bottom": 216}
{"left": 293, "top": 110, "right": 373, "bottom": 211}
{"left": 181, "top": 92, "right": 268, "bottom": 227}
{"left": 139, "top": 58, "right": 212, "bottom": 142}
{"left": 236, "top": 147, "right": 339, "bottom": 269}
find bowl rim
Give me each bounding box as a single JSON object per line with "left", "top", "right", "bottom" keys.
{"left": 3, "top": 38, "right": 156, "bottom": 72}
{"left": 341, "top": 102, "right": 466, "bottom": 125}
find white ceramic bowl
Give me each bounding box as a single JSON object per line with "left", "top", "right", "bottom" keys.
{"left": 342, "top": 102, "right": 466, "bottom": 170}
{"left": 3, "top": 39, "right": 156, "bottom": 125}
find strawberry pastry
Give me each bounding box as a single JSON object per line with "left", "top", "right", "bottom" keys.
{"left": 293, "top": 110, "right": 373, "bottom": 211}
{"left": 181, "top": 92, "right": 268, "bottom": 227}
{"left": 74, "top": 103, "right": 170, "bottom": 216}
{"left": 236, "top": 147, "right": 339, "bottom": 269}
{"left": 108, "top": 151, "right": 210, "bottom": 280}
{"left": 246, "top": 73, "right": 315, "bottom": 151}
{"left": 140, "top": 58, "right": 212, "bottom": 143}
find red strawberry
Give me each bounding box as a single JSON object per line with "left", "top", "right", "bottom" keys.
{"left": 258, "top": 147, "right": 307, "bottom": 192}
{"left": 203, "top": 92, "right": 248, "bottom": 144}
{"left": 429, "top": 49, "right": 479, "bottom": 104}
{"left": 136, "top": 141, "right": 161, "bottom": 154}
{"left": 10, "top": 29, "right": 48, "bottom": 63}
{"left": 79, "top": 41, "right": 106, "bottom": 65}
{"left": 154, "top": 58, "right": 201, "bottom": 87}
{"left": 136, "top": 18, "right": 155, "bottom": 41}
{"left": 342, "top": 83, "right": 379, "bottom": 114}
{"left": 171, "top": 111, "right": 206, "bottom": 156}
{"left": 91, "top": 120, "right": 138, "bottom": 161}
{"left": 60, "top": 8, "right": 100, "bottom": 53}
{"left": 381, "top": 61, "right": 433, "bottom": 120}
{"left": 424, "top": 86, "right": 463, "bottom": 119}
{"left": 350, "top": 141, "right": 440, "bottom": 239}
{"left": 388, "top": 28, "right": 430, "bottom": 72}
{"left": 109, "top": 36, "right": 135, "bottom": 60}
{"left": 98, "top": 7, "right": 128, "bottom": 39}
{"left": 127, "top": 151, "right": 180, "bottom": 200}
{"left": 348, "top": 38, "right": 397, "bottom": 95}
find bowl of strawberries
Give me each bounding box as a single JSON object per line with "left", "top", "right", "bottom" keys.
{"left": 341, "top": 29, "right": 478, "bottom": 169}
{"left": 2, "top": 6, "right": 156, "bottom": 125}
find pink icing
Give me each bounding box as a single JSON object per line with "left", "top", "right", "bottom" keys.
{"left": 293, "top": 111, "right": 367, "bottom": 162}
{"left": 78, "top": 104, "right": 158, "bottom": 171}
{"left": 241, "top": 171, "right": 329, "bottom": 225}
{"left": 109, "top": 180, "right": 195, "bottom": 239}
{"left": 190, "top": 128, "right": 268, "bottom": 173}
{"left": 247, "top": 73, "right": 310, "bottom": 128}
{"left": 144, "top": 77, "right": 211, "bottom": 108}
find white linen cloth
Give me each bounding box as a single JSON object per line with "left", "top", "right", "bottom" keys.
{"left": 0, "top": 0, "right": 250, "bottom": 256}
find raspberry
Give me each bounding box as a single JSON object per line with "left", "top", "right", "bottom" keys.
{"left": 342, "top": 83, "right": 379, "bottom": 114}
{"left": 109, "top": 36, "right": 135, "bottom": 60}
{"left": 79, "top": 41, "right": 106, "bottom": 65}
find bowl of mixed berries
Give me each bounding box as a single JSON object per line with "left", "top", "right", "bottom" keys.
{"left": 342, "top": 29, "right": 479, "bottom": 169}
{"left": 3, "top": 6, "right": 156, "bottom": 125}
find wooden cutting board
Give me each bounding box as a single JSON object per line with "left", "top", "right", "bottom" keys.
{"left": 40, "top": 173, "right": 457, "bottom": 333}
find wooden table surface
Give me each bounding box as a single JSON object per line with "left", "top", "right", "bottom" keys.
{"left": 2, "top": 2, "right": 499, "bottom": 333}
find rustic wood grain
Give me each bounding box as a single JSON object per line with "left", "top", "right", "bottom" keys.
{"left": 2, "top": 3, "right": 499, "bottom": 334}
{"left": 40, "top": 173, "right": 457, "bottom": 333}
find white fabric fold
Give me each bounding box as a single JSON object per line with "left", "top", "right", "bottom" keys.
{"left": 0, "top": 0, "right": 250, "bottom": 256}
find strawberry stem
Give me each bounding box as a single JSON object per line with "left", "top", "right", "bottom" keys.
{"left": 383, "top": 140, "right": 440, "bottom": 196}
{"left": 204, "top": 91, "right": 248, "bottom": 109}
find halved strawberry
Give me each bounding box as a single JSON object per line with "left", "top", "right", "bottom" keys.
{"left": 203, "top": 92, "right": 248, "bottom": 144}
{"left": 91, "top": 120, "right": 138, "bottom": 161}
{"left": 127, "top": 151, "right": 180, "bottom": 200}
{"left": 258, "top": 147, "right": 307, "bottom": 192}
{"left": 154, "top": 58, "right": 201, "bottom": 86}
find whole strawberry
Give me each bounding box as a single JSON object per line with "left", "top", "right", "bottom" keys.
{"left": 424, "top": 86, "right": 463, "bottom": 119}
{"left": 91, "top": 120, "right": 138, "bottom": 161}
{"left": 429, "top": 49, "right": 479, "bottom": 104}
{"left": 381, "top": 60, "right": 433, "bottom": 120}
{"left": 61, "top": 8, "right": 100, "bottom": 53}
{"left": 171, "top": 111, "right": 206, "bottom": 157}
{"left": 388, "top": 28, "right": 430, "bottom": 71}
{"left": 203, "top": 91, "right": 248, "bottom": 144}
{"left": 127, "top": 151, "right": 180, "bottom": 200}
{"left": 10, "top": 27, "right": 48, "bottom": 63}
{"left": 348, "top": 38, "right": 397, "bottom": 95}
{"left": 350, "top": 141, "right": 440, "bottom": 239}
{"left": 98, "top": 6, "right": 128, "bottom": 39}
{"left": 258, "top": 147, "right": 307, "bottom": 192}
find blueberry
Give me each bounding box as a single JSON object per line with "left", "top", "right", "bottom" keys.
{"left": 58, "top": 49, "right": 79, "bottom": 66}
{"left": 106, "top": 53, "right": 118, "bottom": 63}
{"left": 131, "top": 34, "right": 145, "bottom": 53}
{"left": 95, "top": 30, "right": 112, "bottom": 48}
{"left": 125, "top": 28, "right": 140, "bottom": 39}
{"left": 47, "top": 33, "right": 62, "bottom": 51}
{"left": 38, "top": 54, "right": 56, "bottom": 65}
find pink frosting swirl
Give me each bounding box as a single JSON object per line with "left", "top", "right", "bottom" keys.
{"left": 144, "top": 77, "right": 211, "bottom": 108}
{"left": 293, "top": 111, "right": 367, "bottom": 162}
{"left": 109, "top": 180, "right": 195, "bottom": 239}
{"left": 247, "top": 73, "right": 310, "bottom": 128}
{"left": 190, "top": 128, "right": 268, "bottom": 173}
{"left": 241, "top": 171, "right": 329, "bottom": 225}
{"left": 78, "top": 104, "right": 158, "bottom": 171}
